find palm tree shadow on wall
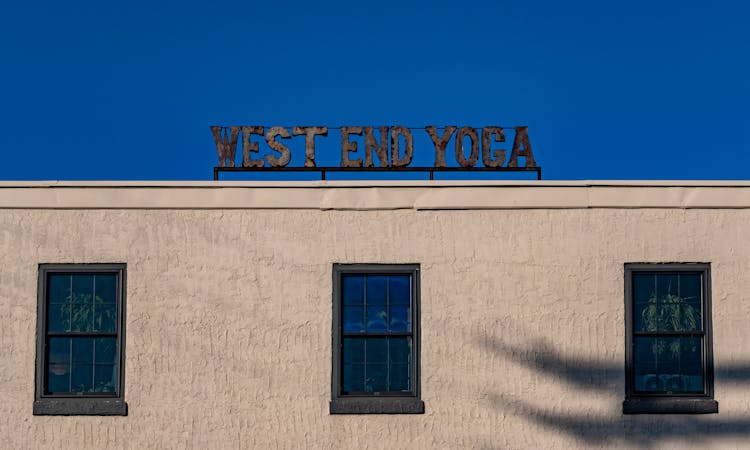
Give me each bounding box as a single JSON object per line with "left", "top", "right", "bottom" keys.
{"left": 478, "top": 335, "right": 750, "bottom": 448}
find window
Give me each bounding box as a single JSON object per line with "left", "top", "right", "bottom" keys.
{"left": 330, "top": 264, "right": 424, "bottom": 414}
{"left": 34, "top": 264, "right": 127, "bottom": 415}
{"left": 623, "top": 263, "right": 717, "bottom": 414}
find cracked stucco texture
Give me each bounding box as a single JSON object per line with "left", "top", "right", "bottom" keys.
{"left": 1, "top": 207, "right": 750, "bottom": 449}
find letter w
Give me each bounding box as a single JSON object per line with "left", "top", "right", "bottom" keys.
{"left": 210, "top": 126, "right": 240, "bottom": 167}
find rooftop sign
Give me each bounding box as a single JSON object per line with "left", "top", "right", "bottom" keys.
{"left": 211, "top": 125, "right": 539, "bottom": 180}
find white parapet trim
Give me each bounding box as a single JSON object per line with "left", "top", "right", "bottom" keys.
{"left": 0, "top": 180, "right": 750, "bottom": 209}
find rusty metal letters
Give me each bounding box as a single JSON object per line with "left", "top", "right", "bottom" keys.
{"left": 364, "top": 126, "right": 389, "bottom": 168}
{"left": 211, "top": 125, "right": 536, "bottom": 169}
{"left": 211, "top": 126, "right": 240, "bottom": 167}
{"left": 292, "top": 126, "right": 328, "bottom": 168}
{"left": 425, "top": 126, "right": 455, "bottom": 168}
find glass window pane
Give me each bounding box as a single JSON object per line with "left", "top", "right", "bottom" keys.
{"left": 47, "top": 337, "right": 73, "bottom": 394}
{"left": 343, "top": 338, "right": 364, "bottom": 364}
{"left": 47, "top": 302, "right": 71, "bottom": 333}
{"left": 94, "top": 364, "right": 117, "bottom": 393}
{"left": 656, "top": 274, "right": 679, "bottom": 299}
{"left": 343, "top": 307, "right": 364, "bottom": 333}
{"left": 366, "top": 276, "right": 387, "bottom": 305}
{"left": 674, "top": 301, "right": 701, "bottom": 332}
{"left": 48, "top": 337, "right": 71, "bottom": 367}
{"left": 342, "top": 276, "right": 364, "bottom": 305}
{"left": 389, "top": 363, "right": 411, "bottom": 391}
{"left": 48, "top": 274, "right": 71, "bottom": 304}
{"left": 71, "top": 302, "right": 94, "bottom": 332}
{"left": 95, "top": 274, "right": 118, "bottom": 304}
{"left": 633, "top": 273, "right": 654, "bottom": 304}
{"left": 365, "top": 339, "right": 387, "bottom": 364}
{"left": 366, "top": 306, "right": 387, "bottom": 332}
{"left": 633, "top": 273, "right": 655, "bottom": 331}
{"left": 365, "top": 363, "right": 387, "bottom": 392}
{"left": 46, "top": 363, "right": 70, "bottom": 393}
{"left": 71, "top": 364, "right": 94, "bottom": 393}
{"left": 389, "top": 306, "right": 410, "bottom": 332}
{"left": 72, "top": 338, "right": 94, "bottom": 364}
{"left": 95, "top": 337, "right": 117, "bottom": 364}
{"left": 95, "top": 304, "right": 117, "bottom": 332}
{"left": 636, "top": 273, "right": 702, "bottom": 333}
{"left": 72, "top": 274, "right": 94, "bottom": 303}
{"left": 680, "top": 274, "right": 703, "bottom": 330}
{"left": 679, "top": 273, "right": 702, "bottom": 299}
{"left": 634, "top": 336, "right": 704, "bottom": 394}
{"left": 634, "top": 337, "right": 660, "bottom": 392}
{"left": 389, "top": 275, "right": 411, "bottom": 305}
{"left": 388, "top": 337, "right": 411, "bottom": 364}
{"left": 343, "top": 363, "right": 364, "bottom": 393}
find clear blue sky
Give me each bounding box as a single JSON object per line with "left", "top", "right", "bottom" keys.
{"left": 1, "top": 1, "right": 748, "bottom": 180}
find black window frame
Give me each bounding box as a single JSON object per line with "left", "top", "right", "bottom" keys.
{"left": 330, "top": 263, "right": 424, "bottom": 414}
{"left": 34, "top": 263, "right": 128, "bottom": 416}
{"left": 623, "top": 263, "right": 717, "bottom": 414}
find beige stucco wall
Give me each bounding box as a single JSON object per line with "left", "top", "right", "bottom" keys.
{"left": 1, "top": 181, "right": 750, "bottom": 449}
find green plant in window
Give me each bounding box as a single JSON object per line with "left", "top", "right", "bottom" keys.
{"left": 641, "top": 289, "right": 699, "bottom": 358}
{"left": 59, "top": 292, "right": 116, "bottom": 332}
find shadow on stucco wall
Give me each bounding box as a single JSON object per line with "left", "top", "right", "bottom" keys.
{"left": 478, "top": 336, "right": 750, "bottom": 449}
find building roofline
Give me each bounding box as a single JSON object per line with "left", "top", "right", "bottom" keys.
{"left": 1, "top": 180, "right": 750, "bottom": 188}
{"left": 1, "top": 180, "right": 750, "bottom": 210}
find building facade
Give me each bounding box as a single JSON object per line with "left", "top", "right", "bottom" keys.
{"left": 1, "top": 180, "right": 750, "bottom": 449}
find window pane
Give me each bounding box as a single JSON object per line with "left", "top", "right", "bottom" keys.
{"left": 342, "top": 275, "right": 364, "bottom": 305}
{"left": 365, "top": 364, "right": 388, "bottom": 392}
{"left": 71, "top": 301, "right": 94, "bottom": 332}
{"left": 680, "top": 336, "right": 705, "bottom": 392}
{"left": 366, "top": 306, "right": 387, "bottom": 332}
{"left": 72, "top": 338, "right": 94, "bottom": 364}
{"left": 365, "top": 339, "right": 387, "bottom": 364}
{"left": 47, "top": 363, "right": 71, "bottom": 393}
{"left": 95, "top": 274, "right": 118, "bottom": 304}
{"left": 680, "top": 273, "right": 701, "bottom": 297}
{"left": 343, "top": 307, "right": 364, "bottom": 333}
{"left": 634, "top": 336, "right": 704, "bottom": 394}
{"left": 389, "top": 363, "right": 411, "bottom": 391}
{"left": 71, "top": 364, "right": 94, "bottom": 392}
{"left": 72, "top": 275, "right": 94, "bottom": 303}
{"left": 49, "top": 337, "right": 71, "bottom": 359}
{"left": 47, "top": 337, "right": 71, "bottom": 393}
{"left": 95, "top": 304, "right": 117, "bottom": 332}
{"left": 389, "top": 306, "right": 410, "bottom": 332}
{"left": 389, "top": 275, "right": 411, "bottom": 305}
{"left": 47, "top": 302, "right": 71, "bottom": 333}
{"left": 94, "top": 364, "right": 117, "bottom": 393}
{"left": 343, "top": 363, "right": 364, "bottom": 393}
{"left": 680, "top": 273, "right": 703, "bottom": 330}
{"left": 656, "top": 274, "right": 678, "bottom": 300}
{"left": 48, "top": 274, "right": 71, "bottom": 304}
{"left": 343, "top": 338, "right": 364, "bottom": 364}
{"left": 389, "top": 337, "right": 411, "bottom": 364}
{"left": 633, "top": 273, "right": 654, "bottom": 331}
{"left": 70, "top": 274, "right": 95, "bottom": 332}
{"left": 48, "top": 275, "right": 72, "bottom": 333}
{"left": 633, "top": 273, "right": 654, "bottom": 303}
{"left": 95, "top": 337, "right": 117, "bottom": 364}
{"left": 636, "top": 273, "right": 702, "bottom": 332}
{"left": 366, "top": 276, "right": 387, "bottom": 305}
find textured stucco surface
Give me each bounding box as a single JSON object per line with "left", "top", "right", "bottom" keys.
{"left": 2, "top": 183, "right": 750, "bottom": 449}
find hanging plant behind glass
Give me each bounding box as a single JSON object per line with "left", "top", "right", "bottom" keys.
{"left": 641, "top": 290, "right": 699, "bottom": 358}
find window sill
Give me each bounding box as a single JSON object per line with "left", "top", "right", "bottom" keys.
{"left": 330, "top": 397, "right": 424, "bottom": 414}
{"left": 623, "top": 397, "right": 718, "bottom": 414}
{"left": 33, "top": 398, "right": 128, "bottom": 416}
